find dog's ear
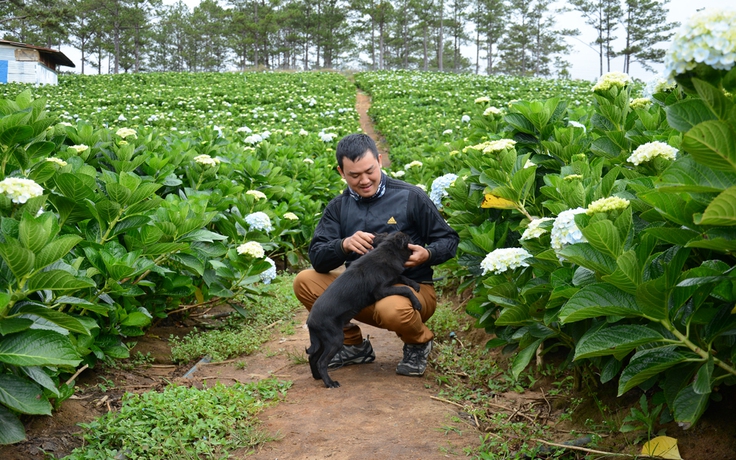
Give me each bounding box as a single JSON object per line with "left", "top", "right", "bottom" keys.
{"left": 372, "top": 232, "right": 389, "bottom": 247}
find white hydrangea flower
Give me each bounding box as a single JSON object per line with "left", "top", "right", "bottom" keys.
{"left": 303, "top": 158, "right": 314, "bottom": 164}
{"left": 416, "top": 183, "right": 427, "bottom": 191}
{"left": 551, "top": 208, "right": 588, "bottom": 252}
{"left": 442, "top": 129, "right": 453, "bottom": 135}
{"left": 520, "top": 217, "right": 555, "bottom": 241}
{"left": 193, "top": 154, "right": 221, "bottom": 167}
{"left": 483, "top": 106, "right": 502, "bottom": 117}
{"left": 430, "top": 173, "right": 458, "bottom": 209}
{"left": 319, "top": 131, "right": 337, "bottom": 142}
{"left": 244, "top": 134, "right": 263, "bottom": 144}
{"left": 116, "top": 127, "right": 137, "bottom": 139}
{"left": 564, "top": 174, "right": 583, "bottom": 181}
{"left": 475, "top": 96, "right": 490, "bottom": 104}
{"left": 46, "top": 157, "right": 68, "bottom": 166}
{"left": 390, "top": 170, "right": 406, "bottom": 178}
{"left": 67, "top": 144, "right": 89, "bottom": 154}
{"left": 627, "top": 141, "right": 678, "bottom": 165}
{"left": 245, "top": 211, "right": 273, "bottom": 232}
{"left": 630, "top": 97, "right": 652, "bottom": 110}
{"left": 236, "top": 126, "right": 252, "bottom": 133}
{"left": 461, "top": 115, "right": 471, "bottom": 123}
{"left": 246, "top": 190, "right": 267, "bottom": 200}
{"left": 259, "top": 257, "right": 277, "bottom": 284}
{"left": 480, "top": 248, "right": 533, "bottom": 275}
{"left": 0, "top": 177, "right": 44, "bottom": 204}
{"left": 283, "top": 212, "right": 299, "bottom": 220}
{"left": 567, "top": 120, "right": 586, "bottom": 132}
{"left": 664, "top": 8, "right": 736, "bottom": 82}
{"left": 483, "top": 139, "right": 516, "bottom": 154}
{"left": 587, "top": 196, "right": 630, "bottom": 214}
{"left": 299, "top": 129, "right": 309, "bottom": 136}
{"left": 237, "top": 241, "right": 265, "bottom": 258}
{"left": 592, "top": 71, "right": 632, "bottom": 92}
{"left": 404, "top": 160, "right": 423, "bottom": 170}
{"left": 57, "top": 121, "right": 73, "bottom": 127}
{"left": 523, "top": 160, "right": 535, "bottom": 169}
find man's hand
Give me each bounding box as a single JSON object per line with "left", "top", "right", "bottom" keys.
{"left": 404, "top": 243, "right": 429, "bottom": 267}
{"left": 342, "top": 231, "right": 375, "bottom": 255}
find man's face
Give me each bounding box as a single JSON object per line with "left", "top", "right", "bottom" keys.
{"left": 338, "top": 150, "right": 383, "bottom": 198}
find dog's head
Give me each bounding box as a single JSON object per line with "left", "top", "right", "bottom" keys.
{"left": 374, "top": 231, "right": 413, "bottom": 260}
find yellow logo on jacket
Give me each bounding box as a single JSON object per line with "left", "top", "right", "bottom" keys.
{"left": 387, "top": 216, "right": 397, "bottom": 224}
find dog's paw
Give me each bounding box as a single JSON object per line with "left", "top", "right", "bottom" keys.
{"left": 412, "top": 302, "right": 422, "bottom": 311}
{"left": 325, "top": 380, "right": 341, "bottom": 388}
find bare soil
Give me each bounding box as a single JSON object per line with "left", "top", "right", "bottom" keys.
{"left": 2, "top": 90, "right": 735, "bottom": 460}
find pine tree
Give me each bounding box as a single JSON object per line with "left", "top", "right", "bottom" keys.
{"left": 567, "top": 0, "right": 622, "bottom": 76}
{"left": 619, "top": 0, "right": 677, "bottom": 73}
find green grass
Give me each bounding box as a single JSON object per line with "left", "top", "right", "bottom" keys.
{"left": 63, "top": 379, "right": 290, "bottom": 460}
{"left": 170, "top": 273, "right": 301, "bottom": 363}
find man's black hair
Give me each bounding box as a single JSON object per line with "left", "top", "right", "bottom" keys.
{"left": 336, "top": 133, "right": 379, "bottom": 170}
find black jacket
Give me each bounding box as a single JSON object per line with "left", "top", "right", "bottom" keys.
{"left": 308, "top": 175, "right": 459, "bottom": 283}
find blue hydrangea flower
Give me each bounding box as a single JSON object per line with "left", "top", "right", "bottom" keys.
{"left": 260, "top": 257, "right": 277, "bottom": 284}
{"left": 551, "top": 208, "right": 587, "bottom": 253}
{"left": 430, "top": 173, "right": 458, "bottom": 209}
{"left": 244, "top": 211, "right": 273, "bottom": 232}
{"left": 664, "top": 9, "right": 736, "bottom": 82}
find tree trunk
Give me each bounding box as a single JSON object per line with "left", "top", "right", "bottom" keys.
{"left": 438, "top": 0, "right": 444, "bottom": 71}
{"left": 423, "top": 25, "right": 428, "bottom": 70}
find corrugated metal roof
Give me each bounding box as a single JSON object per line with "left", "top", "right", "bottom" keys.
{"left": 0, "top": 39, "right": 75, "bottom": 68}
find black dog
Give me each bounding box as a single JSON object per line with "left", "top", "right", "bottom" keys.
{"left": 306, "top": 231, "right": 421, "bottom": 388}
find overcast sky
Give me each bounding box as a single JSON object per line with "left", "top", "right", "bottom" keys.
{"left": 60, "top": 0, "right": 733, "bottom": 82}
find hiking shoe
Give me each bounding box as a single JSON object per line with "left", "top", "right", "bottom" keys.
{"left": 396, "top": 340, "right": 433, "bottom": 376}
{"left": 328, "top": 337, "right": 375, "bottom": 369}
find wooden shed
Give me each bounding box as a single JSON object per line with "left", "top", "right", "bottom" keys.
{"left": 0, "top": 40, "right": 75, "bottom": 85}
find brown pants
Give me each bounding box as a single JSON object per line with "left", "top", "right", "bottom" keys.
{"left": 293, "top": 267, "right": 436, "bottom": 346}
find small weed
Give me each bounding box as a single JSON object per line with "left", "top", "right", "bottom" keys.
{"left": 65, "top": 379, "right": 291, "bottom": 459}
{"left": 426, "top": 300, "right": 462, "bottom": 339}
{"left": 169, "top": 274, "right": 302, "bottom": 363}
{"left": 620, "top": 394, "right": 663, "bottom": 442}
{"left": 285, "top": 348, "right": 308, "bottom": 365}
{"left": 96, "top": 377, "right": 115, "bottom": 392}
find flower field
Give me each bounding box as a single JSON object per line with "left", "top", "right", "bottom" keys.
{"left": 1, "top": 8, "right": 736, "bottom": 445}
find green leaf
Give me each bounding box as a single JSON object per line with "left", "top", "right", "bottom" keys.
{"left": 636, "top": 278, "right": 668, "bottom": 321}
{"left": 141, "top": 242, "right": 187, "bottom": 256}
{"left": 558, "top": 243, "right": 617, "bottom": 275}
{"left": 601, "top": 250, "right": 641, "bottom": 294}
{"left": 693, "top": 357, "right": 714, "bottom": 395}
{"left": 17, "top": 304, "right": 91, "bottom": 335}
{"left": 695, "top": 186, "right": 736, "bottom": 226}
{"left": 26, "top": 141, "right": 56, "bottom": 158}
{"left": 672, "top": 384, "right": 709, "bottom": 428}
{"left": 0, "top": 404, "right": 26, "bottom": 444}
{"left": 666, "top": 99, "right": 717, "bottom": 132}
{"left": 26, "top": 270, "right": 95, "bottom": 292}
{"left": 0, "top": 125, "right": 34, "bottom": 146}
{"left": 54, "top": 173, "right": 96, "bottom": 201}
{"left": 511, "top": 339, "right": 543, "bottom": 380}
{"left": 0, "top": 373, "right": 51, "bottom": 416}
{"left": 496, "top": 305, "right": 531, "bottom": 326}
{"left": 643, "top": 227, "right": 700, "bottom": 246}
{"left": 96, "top": 199, "right": 121, "bottom": 223}
{"left": 22, "top": 366, "right": 59, "bottom": 397}
{"left": 35, "top": 235, "right": 82, "bottom": 270}
{"left": 560, "top": 283, "right": 642, "bottom": 323}
{"left": 574, "top": 325, "right": 663, "bottom": 360}
{"left": 0, "top": 318, "right": 32, "bottom": 335}
{"left": 618, "top": 346, "right": 696, "bottom": 395}
{"left": 0, "top": 329, "right": 81, "bottom": 367}
{"left": 120, "top": 311, "right": 152, "bottom": 328}
{"left": 681, "top": 120, "right": 736, "bottom": 172}
{"left": 0, "top": 242, "right": 35, "bottom": 280}
{"left": 580, "top": 219, "right": 621, "bottom": 258}
{"left": 693, "top": 78, "right": 734, "bottom": 120}
{"left": 658, "top": 156, "right": 736, "bottom": 193}
{"left": 105, "top": 182, "right": 132, "bottom": 205}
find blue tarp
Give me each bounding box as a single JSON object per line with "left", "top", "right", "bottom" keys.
{"left": 0, "top": 61, "right": 7, "bottom": 83}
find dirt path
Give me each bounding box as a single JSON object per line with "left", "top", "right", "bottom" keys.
{"left": 356, "top": 90, "right": 391, "bottom": 167}
{"left": 232, "top": 310, "right": 479, "bottom": 459}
